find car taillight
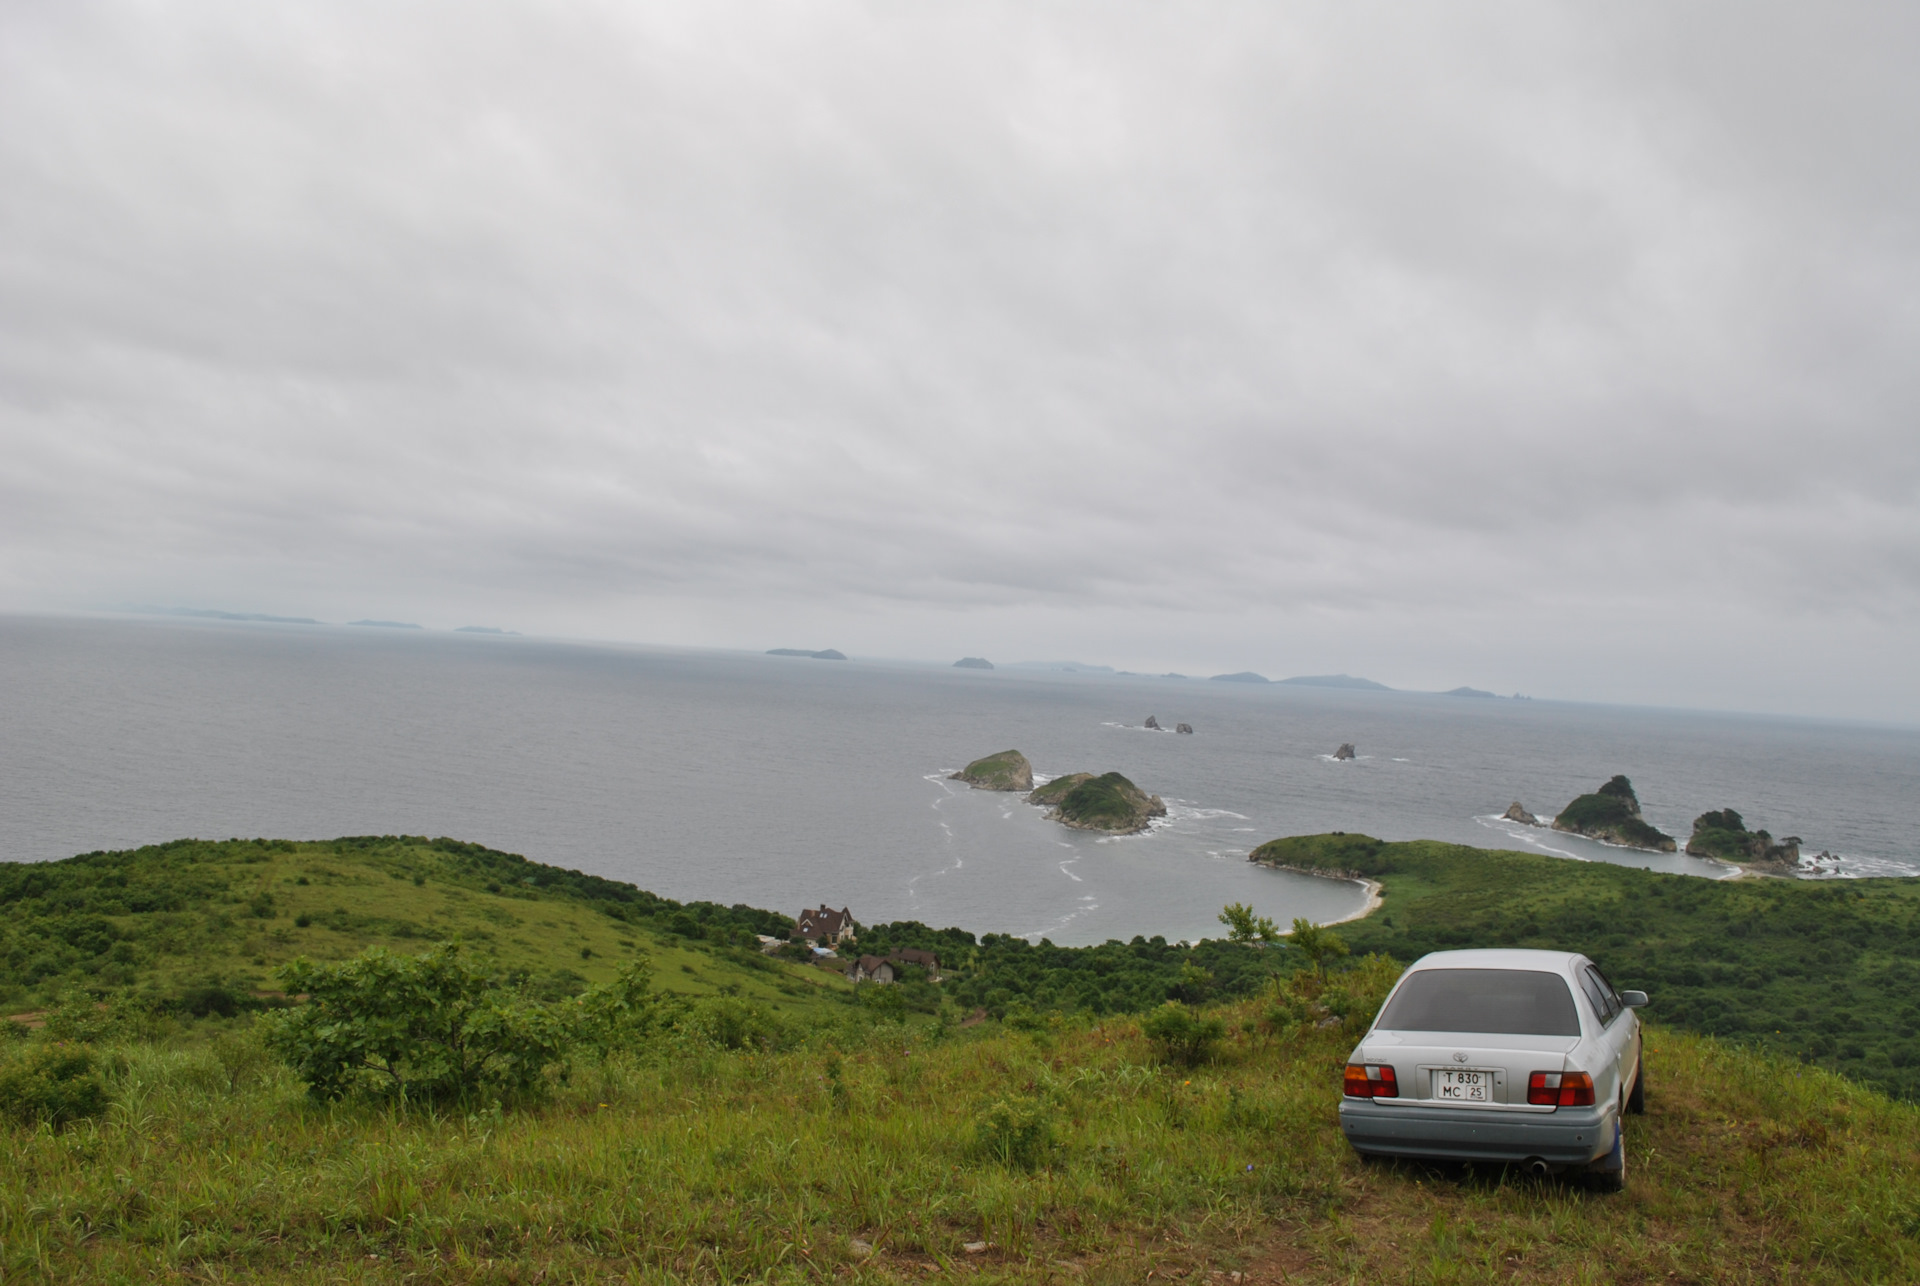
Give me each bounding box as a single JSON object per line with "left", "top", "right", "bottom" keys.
{"left": 1344, "top": 1063, "right": 1399, "bottom": 1098}
{"left": 1526, "top": 1070, "right": 1595, "bottom": 1106}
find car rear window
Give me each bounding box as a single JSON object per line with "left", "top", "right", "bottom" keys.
{"left": 1376, "top": 968, "right": 1582, "bottom": 1036}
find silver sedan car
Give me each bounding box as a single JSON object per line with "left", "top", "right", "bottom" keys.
{"left": 1338, "top": 948, "right": 1647, "bottom": 1190}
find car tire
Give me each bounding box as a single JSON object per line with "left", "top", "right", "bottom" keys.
{"left": 1626, "top": 1056, "right": 1646, "bottom": 1115}
{"left": 1586, "top": 1122, "right": 1626, "bottom": 1194}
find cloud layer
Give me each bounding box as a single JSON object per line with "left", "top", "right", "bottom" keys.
{"left": 3, "top": 1, "right": 1917, "bottom": 717}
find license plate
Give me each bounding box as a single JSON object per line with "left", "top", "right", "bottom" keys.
{"left": 1433, "top": 1068, "right": 1494, "bottom": 1101}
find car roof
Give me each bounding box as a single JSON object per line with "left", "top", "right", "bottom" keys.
{"left": 1404, "top": 948, "right": 1588, "bottom": 973}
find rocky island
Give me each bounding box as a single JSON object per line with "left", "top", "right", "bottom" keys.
{"left": 1686, "top": 809, "right": 1801, "bottom": 874}
{"left": 767, "top": 648, "right": 846, "bottom": 660}
{"left": 1503, "top": 801, "right": 1541, "bottom": 826}
{"left": 1333, "top": 743, "right": 1357, "bottom": 761}
{"left": 1028, "top": 771, "right": 1166, "bottom": 834}
{"left": 953, "top": 657, "right": 994, "bottom": 670}
{"left": 950, "top": 749, "right": 1033, "bottom": 791}
{"left": 1551, "top": 775, "right": 1676, "bottom": 851}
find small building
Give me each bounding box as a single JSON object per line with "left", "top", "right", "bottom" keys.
{"left": 795, "top": 905, "right": 856, "bottom": 947}
{"left": 889, "top": 948, "right": 941, "bottom": 981}
{"left": 847, "top": 954, "right": 895, "bottom": 983}
{"left": 845, "top": 949, "right": 941, "bottom": 985}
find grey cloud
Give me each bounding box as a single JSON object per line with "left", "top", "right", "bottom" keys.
{"left": 2, "top": 1, "right": 1917, "bottom": 716}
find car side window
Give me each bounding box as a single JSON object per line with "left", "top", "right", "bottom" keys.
{"left": 1591, "top": 965, "right": 1626, "bottom": 1021}
{"left": 1579, "top": 966, "right": 1620, "bottom": 1025}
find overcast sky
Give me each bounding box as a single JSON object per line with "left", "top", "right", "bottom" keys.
{"left": 3, "top": 2, "right": 1916, "bottom": 720}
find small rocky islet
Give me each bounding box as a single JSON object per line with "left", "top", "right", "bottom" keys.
{"left": 949, "top": 749, "right": 1033, "bottom": 792}
{"left": 952, "top": 750, "right": 1165, "bottom": 834}
{"left": 1549, "top": 775, "right": 1676, "bottom": 851}
{"left": 1505, "top": 777, "right": 1805, "bottom": 871}
{"left": 1685, "top": 808, "right": 1801, "bottom": 874}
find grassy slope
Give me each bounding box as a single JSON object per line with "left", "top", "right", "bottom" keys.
{"left": 0, "top": 837, "right": 850, "bottom": 1020}
{"left": 6, "top": 982, "right": 1919, "bottom": 1282}
{"left": 1254, "top": 833, "right": 1920, "bottom": 1100}
{"left": 6, "top": 836, "right": 1920, "bottom": 1279}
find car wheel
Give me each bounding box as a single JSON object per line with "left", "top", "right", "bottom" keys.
{"left": 1586, "top": 1122, "right": 1626, "bottom": 1194}
{"left": 1626, "top": 1056, "right": 1646, "bottom": 1115}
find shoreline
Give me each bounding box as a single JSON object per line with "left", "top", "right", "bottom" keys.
{"left": 1322, "top": 877, "right": 1384, "bottom": 926}
{"left": 1253, "top": 858, "right": 1384, "bottom": 926}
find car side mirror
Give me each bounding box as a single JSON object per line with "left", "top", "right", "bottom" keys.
{"left": 1619, "top": 990, "right": 1648, "bottom": 1008}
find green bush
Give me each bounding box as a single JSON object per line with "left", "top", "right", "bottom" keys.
{"left": 1141, "top": 1003, "right": 1226, "bottom": 1068}
{"left": 970, "top": 1093, "right": 1058, "bottom": 1170}
{"left": 261, "top": 944, "right": 569, "bottom": 1105}
{"left": 0, "top": 1042, "right": 109, "bottom": 1128}
{"left": 683, "top": 995, "right": 784, "bottom": 1051}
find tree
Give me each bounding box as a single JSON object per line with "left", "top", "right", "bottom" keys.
{"left": 261, "top": 944, "right": 568, "bottom": 1104}
{"left": 1285, "top": 917, "right": 1349, "bottom": 977}
{"left": 1141, "top": 1003, "right": 1226, "bottom": 1068}
{"left": 1218, "top": 902, "right": 1280, "bottom": 945}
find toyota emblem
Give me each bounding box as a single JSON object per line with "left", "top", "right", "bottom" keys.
{"left": 1452, "top": 1052, "right": 1469, "bottom": 1063}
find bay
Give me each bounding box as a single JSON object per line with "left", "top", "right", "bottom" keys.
{"left": 2, "top": 614, "right": 1916, "bottom": 946}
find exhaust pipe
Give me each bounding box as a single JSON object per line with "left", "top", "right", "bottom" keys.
{"left": 1524, "top": 1157, "right": 1552, "bottom": 1176}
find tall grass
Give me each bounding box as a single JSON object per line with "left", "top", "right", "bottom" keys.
{"left": 4, "top": 954, "right": 1919, "bottom": 1283}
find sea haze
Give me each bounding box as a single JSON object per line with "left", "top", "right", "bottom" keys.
{"left": 2, "top": 615, "right": 1917, "bottom": 946}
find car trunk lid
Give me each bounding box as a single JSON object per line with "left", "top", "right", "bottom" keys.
{"left": 1357, "top": 1030, "right": 1581, "bottom": 1106}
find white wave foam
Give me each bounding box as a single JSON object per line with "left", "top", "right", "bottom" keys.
{"left": 1472, "top": 813, "right": 1589, "bottom": 861}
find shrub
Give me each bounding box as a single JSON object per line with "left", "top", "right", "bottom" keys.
{"left": 0, "top": 1043, "right": 109, "bottom": 1128}
{"left": 261, "top": 944, "right": 568, "bottom": 1105}
{"left": 1141, "top": 1003, "right": 1226, "bottom": 1068}
{"left": 970, "top": 1093, "right": 1058, "bottom": 1170}
{"left": 571, "top": 962, "right": 669, "bottom": 1055}
{"left": 683, "top": 995, "right": 784, "bottom": 1051}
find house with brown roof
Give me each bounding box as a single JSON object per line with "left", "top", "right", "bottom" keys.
{"left": 845, "top": 949, "right": 941, "bottom": 985}
{"left": 794, "top": 905, "right": 856, "bottom": 947}
{"left": 847, "top": 955, "right": 895, "bottom": 983}
{"left": 888, "top": 948, "right": 941, "bottom": 981}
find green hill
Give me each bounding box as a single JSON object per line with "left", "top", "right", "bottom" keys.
{"left": 1252, "top": 832, "right": 1920, "bottom": 1100}
{"left": 5, "top": 952, "right": 1919, "bottom": 1281}
{"left": 7, "top": 834, "right": 1920, "bottom": 1280}
{"left": 0, "top": 836, "right": 851, "bottom": 1022}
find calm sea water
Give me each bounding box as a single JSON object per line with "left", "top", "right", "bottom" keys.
{"left": 3, "top": 615, "right": 1917, "bottom": 945}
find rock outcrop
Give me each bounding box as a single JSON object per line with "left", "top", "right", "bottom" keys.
{"left": 950, "top": 749, "right": 1033, "bottom": 791}
{"left": 1503, "top": 801, "right": 1541, "bottom": 826}
{"left": 1686, "top": 809, "right": 1801, "bottom": 873}
{"left": 1027, "top": 771, "right": 1166, "bottom": 834}
{"left": 1551, "top": 775, "right": 1676, "bottom": 852}
{"left": 1176, "top": 723, "right": 1193, "bottom": 734}
{"left": 953, "top": 657, "right": 994, "bottom": 670}
{"left": 1333, "top": 743, "right": 1357, "bottom": 761}
{"left": 1144, "top": 715, "right": 1161, "bottom": 730}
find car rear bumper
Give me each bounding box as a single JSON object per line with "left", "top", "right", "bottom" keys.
{"left": 1339, "top": 1099, "right": 1614, "bottom": 1165}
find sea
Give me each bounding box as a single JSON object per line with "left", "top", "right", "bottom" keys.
{"left": 3, "top": 614, "right": 1918, "bottom": 946}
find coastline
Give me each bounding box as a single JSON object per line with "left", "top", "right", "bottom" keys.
{"left": 1322, "top": 877, "right": 1384, "bottom": 926}
{"left": 1252, "top": 857, "right": 1384, "bottom": 926}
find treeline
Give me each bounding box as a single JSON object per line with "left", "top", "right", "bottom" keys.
{"left": 855, "top": 921, "right": 1293, "bottom": 1017}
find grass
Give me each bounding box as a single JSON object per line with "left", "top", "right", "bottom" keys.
{"left": 9, "top": 833, "right": 1920, "bottom": 1280}
{"left": 5, "top": 964, "right": 1920, "bottom": 1283}
{"left": 0, "top": 837, "right": 850, "bottom": 1023}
